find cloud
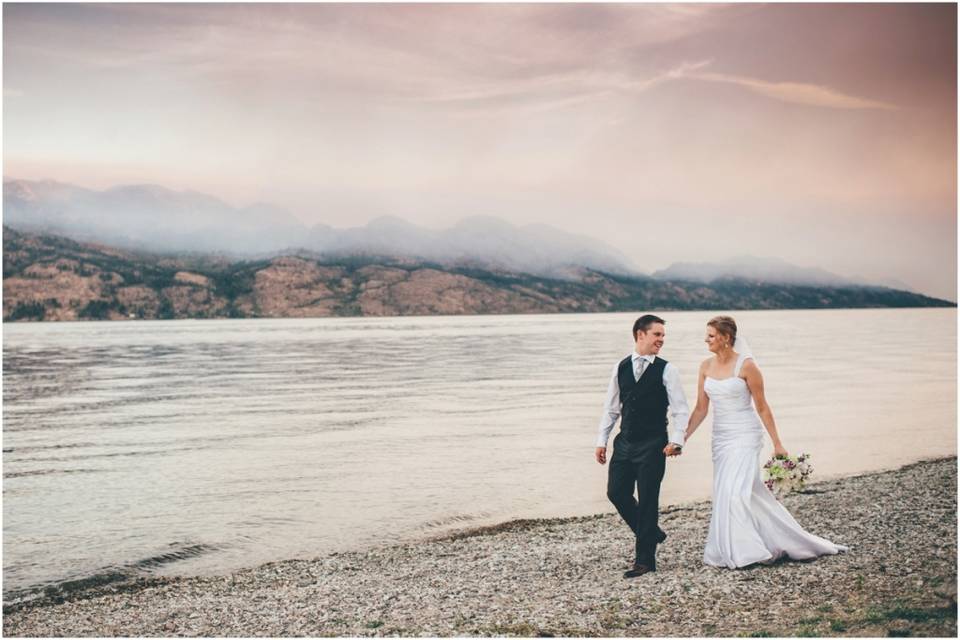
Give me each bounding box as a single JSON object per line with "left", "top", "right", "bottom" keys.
{"left": 3, "top": 88, "right": 25, "bottom": 98}
{"left": 682, "top": 68, "right": 899, "bottom": 111}
{"left": 401, "top": 56, "right": 899, "bottom": 119}
{"left": 404, "top": 61, "right": 717, "bottom": 118}
{"left": 4, "top": 4, "right": 730, "bottom": 113}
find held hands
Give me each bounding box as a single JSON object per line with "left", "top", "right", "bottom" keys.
{"left": 597, "top": 443, "right": 684, "bottom": 462}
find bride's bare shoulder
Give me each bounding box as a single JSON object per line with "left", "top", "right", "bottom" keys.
{"left": 740, "top": 358, "right": 761, "bottom": 375}
{"left": 699, "top": 358, "right": 713, "bottom": 373}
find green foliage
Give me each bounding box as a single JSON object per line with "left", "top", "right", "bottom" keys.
{"left": 882, "top": 606, "right": 957, "bottom": 622}
{"left": 79, "top": 300, "right": 123, "bottom": 320}
{"left": 333, "top": 302, "right": 362, "bottom": 317}
{"left": 6, "top": 301, "right": 47, "bottom": 321}
{"left": 157, "top": 298, "right": 175, "bottom": 320}
{"left": 209, "top": 262, "right": 263, "bottom": 300}
{"left": 829, "top": 619, "right": 848, "bottom": 632}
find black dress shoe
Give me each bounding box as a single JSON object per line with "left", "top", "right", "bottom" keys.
{"left": 623, "top": 564, "right": 655, "bottom": 578}
{"left": 656, "top": 528, "right": 667, "bottom": 544}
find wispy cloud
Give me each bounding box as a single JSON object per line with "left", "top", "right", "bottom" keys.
{"left": 405, "top": 56, "right": 899, "bottom": 119}
{"left": 405, "top": 61, "right": 716, "bottom": 118}
{"left": 665, "top": 60, "right": 715, "bottom": 79}
{"left": 674, "top": 63, "right": 899, "bottom": 110}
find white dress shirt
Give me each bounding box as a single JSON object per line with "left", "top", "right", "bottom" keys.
{"left": 596, "top": 352, "right": 690, "bottom": 448}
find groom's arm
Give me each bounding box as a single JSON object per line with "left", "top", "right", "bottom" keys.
{"left": 595, "top": 362, "right": 621, "bottom": 463}
{"left": 663, "top": 363, "right": 690, "bottom": 450}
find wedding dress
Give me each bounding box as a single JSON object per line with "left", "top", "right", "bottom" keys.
{"left": 703, "top": 352, "right": 848, "bottom": 568}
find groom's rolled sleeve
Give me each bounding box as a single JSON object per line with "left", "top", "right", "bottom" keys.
{"left": 663, "top": 363, "right": 690, "bottom": 447}
{"left": 596, "top": 363, "right": 621, "bottom": 447}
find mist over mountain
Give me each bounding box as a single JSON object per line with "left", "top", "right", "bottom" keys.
{"left": 3, "top": 178, "right": 926, "bottom": 293}
{"left": 3, "top": 179, "right": 636, "bottom": 278}
{"left": 4, "top": 179, "right": 308, "bottom": 254}
{"left": 653, "top": 257, "right": 858, "bottom": 287}
{"left": 651, "top": 256, "right": 926, "bottom": 293}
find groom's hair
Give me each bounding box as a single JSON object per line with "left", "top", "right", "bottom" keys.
{"left": 633, "top": 314, "right": 665, "bottom": 339}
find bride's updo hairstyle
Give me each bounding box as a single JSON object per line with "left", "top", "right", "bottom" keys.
{"left": 707, "top": 315, "right": 738, "bottom": 348}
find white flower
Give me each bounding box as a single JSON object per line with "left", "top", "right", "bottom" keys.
{"left": 762, "top": 452, "right": 814, "bottom": 498}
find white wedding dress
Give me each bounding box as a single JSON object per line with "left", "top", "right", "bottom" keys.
{"left": 703, "top": 352, "right": 848, "bottom": 568}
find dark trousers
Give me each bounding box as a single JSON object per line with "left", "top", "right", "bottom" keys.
{"left": 606, "top": 433, "right": 667, "bottom": 567}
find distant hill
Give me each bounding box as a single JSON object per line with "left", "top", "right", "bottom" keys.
{"left": 3, "top": 227, "right": 952, "bottom": 322}
{"left": 653, "top": 256, "right": 857, "bottom": 287}
{"left": 652, "top": 256, "right": 930, "bottom": 295}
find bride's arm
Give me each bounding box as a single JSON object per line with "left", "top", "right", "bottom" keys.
{"left": 742, "top": 360, "right": 788, "bottom": 457}
{"left": 683, "top": 361, "right": 710, "bottom": 442}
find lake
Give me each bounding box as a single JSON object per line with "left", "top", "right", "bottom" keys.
{"left": 3, "top": 308, "right": 956, "bottom": 601}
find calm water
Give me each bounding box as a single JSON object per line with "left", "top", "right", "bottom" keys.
{"left": 3, "top": 309, "right": 956, "bottom": 601}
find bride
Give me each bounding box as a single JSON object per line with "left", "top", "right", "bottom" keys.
{"left": 679, "top": 315, "right": 847, "bottom": 568}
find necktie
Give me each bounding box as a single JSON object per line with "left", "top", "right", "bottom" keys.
{"left": 635, "top": 358, "right": 647, "bottom": 381}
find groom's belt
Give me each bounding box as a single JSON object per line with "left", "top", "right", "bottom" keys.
{"left": 616, "top": 426, "right": 668, "bottom": 443}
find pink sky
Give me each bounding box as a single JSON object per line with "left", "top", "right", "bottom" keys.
{"left": 3, "top": 3, "right": 956, "bottom": 299}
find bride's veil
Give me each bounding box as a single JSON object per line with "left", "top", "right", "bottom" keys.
{"left": 734, "top": 334, "right": 757, "bottom": 367}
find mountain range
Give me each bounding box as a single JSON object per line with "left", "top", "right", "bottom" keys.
{"left": 3, "top": 226, "right": 952, "bottom": 322}
{"left": 4, "top": 178, "right": 952, "bottom": 321}
{"left": 3, "top": 178, "right": 919, "bottom": 293}
{"left": 650, "top": 256, "right": 918, "bottom": 291}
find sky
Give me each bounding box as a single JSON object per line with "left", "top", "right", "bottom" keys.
{"left": 3, "top": 3, "right": 957, "bottom": 300}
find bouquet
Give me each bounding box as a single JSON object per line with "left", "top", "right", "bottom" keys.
{"left": 762, "top": 453, "right": 813, "bottom": 498}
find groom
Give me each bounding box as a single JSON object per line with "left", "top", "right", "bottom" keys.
{"left": 595, "top": 314, "right": 689, "bottom": 578}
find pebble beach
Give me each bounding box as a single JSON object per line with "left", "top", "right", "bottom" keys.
{"left": 4, "top": 456, "right": 956, "bottom": 637}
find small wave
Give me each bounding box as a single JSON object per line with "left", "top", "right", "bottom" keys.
{"left": 3, "top": 468, "right": 106, "bottom": 479}
{"left": 3, "top": 542, "right": 222, "bottom": 609}
{"left": 3, "top": 569, "right": 131, "bottom": 612}
{"left": 3, "top": 441, "right": 107, "bottom": 454}
{"left": 6, "top": 445, "right": 206, "bottom": 464}
{"left": 128, "top": 542, "right": 220, "bottom": 570}
{"left": 419, "top": 513, "right": 486, "bottom": 530}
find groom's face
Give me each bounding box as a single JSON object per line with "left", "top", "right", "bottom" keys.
{"left": 635, "top": 323, "right": 666, "bottom": 355}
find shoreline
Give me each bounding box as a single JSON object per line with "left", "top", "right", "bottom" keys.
{"left": 4, "top": 305, "right": 957, "bottom": 325}
{"left": 6, "top": 456, "right": 948, "bottom": 609}
{"left": 4, "top": 455, "right": 956, "bottom": 637}
{"left": 427, "top": 454, "right": 958, "bottom": 543}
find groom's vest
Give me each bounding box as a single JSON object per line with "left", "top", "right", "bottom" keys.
{"left": 617, "top": 356, "right": 669, "bottom": 442}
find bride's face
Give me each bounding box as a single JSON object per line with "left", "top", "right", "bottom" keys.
{"left": 705, "top": 327, "right": 725, "bottom": 353}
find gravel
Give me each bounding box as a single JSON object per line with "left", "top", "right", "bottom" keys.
{"left": 4, "top": 456, "right": 956, "bottom": 637}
